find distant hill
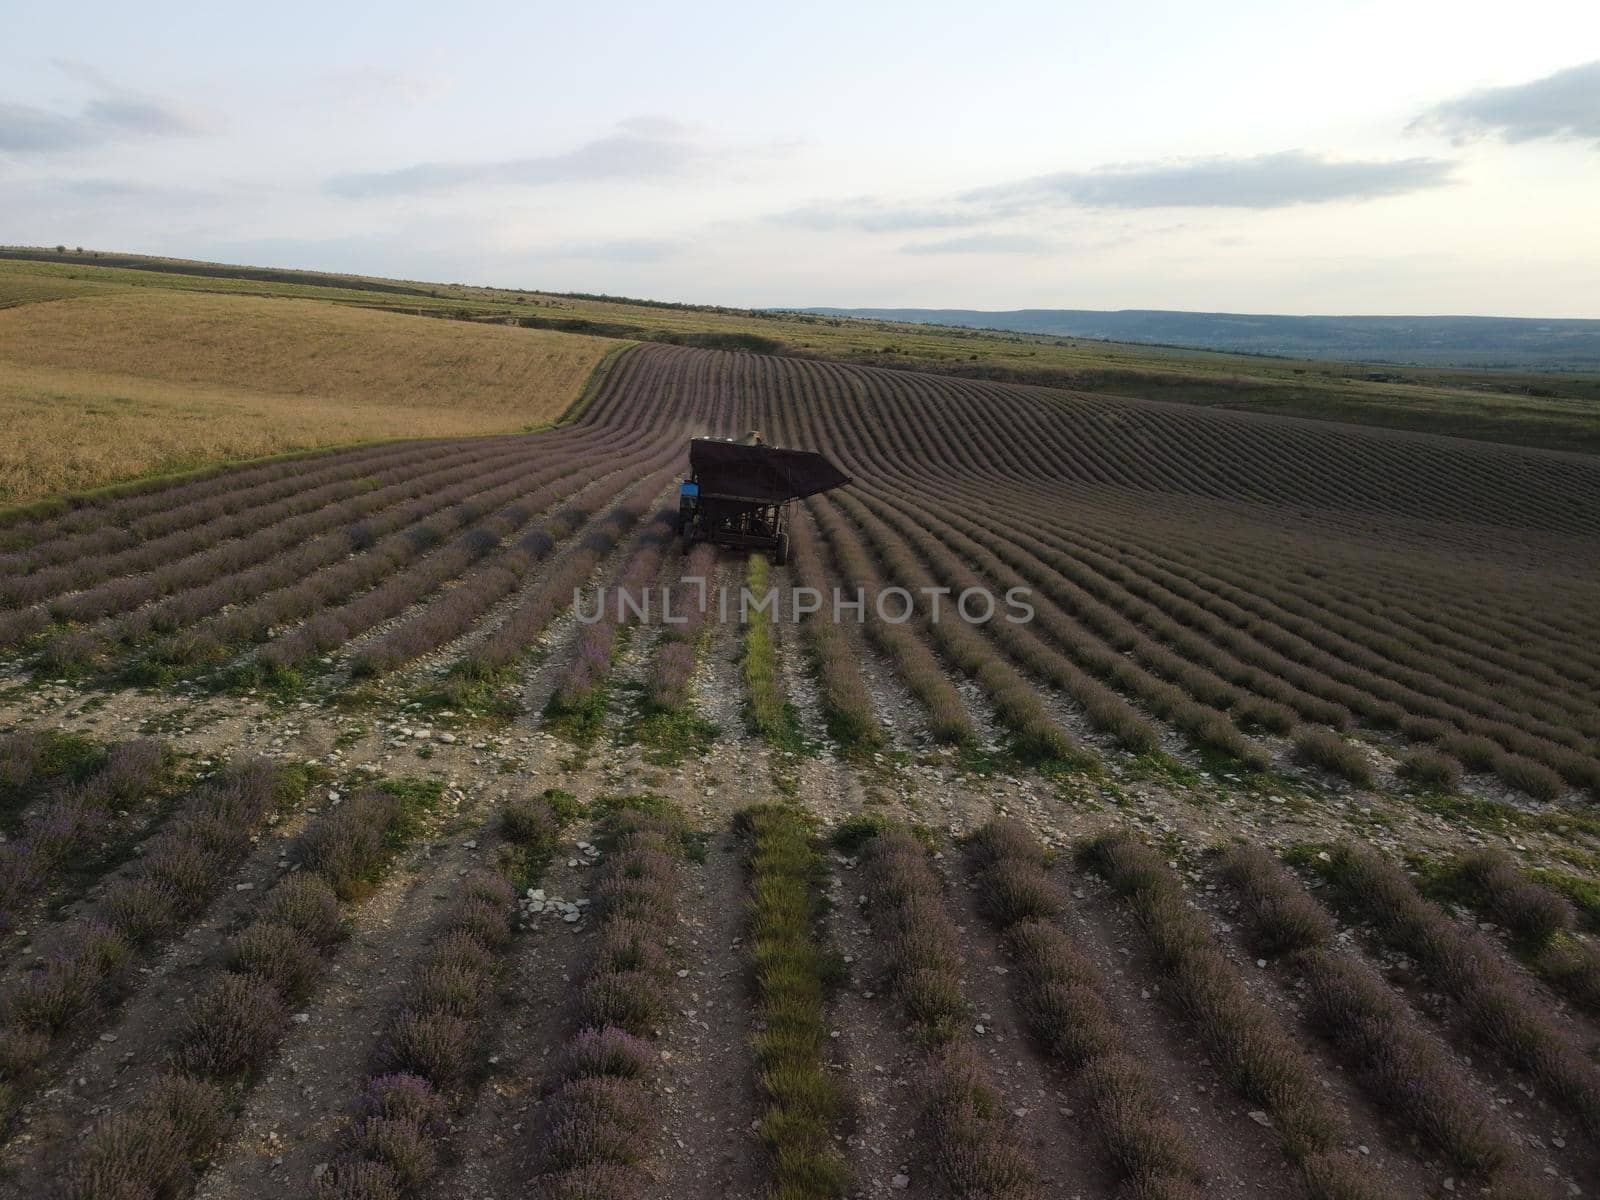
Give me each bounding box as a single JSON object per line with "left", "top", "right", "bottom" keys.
{"left": 798, "top": 307, "right": 1600, "bottom": 370}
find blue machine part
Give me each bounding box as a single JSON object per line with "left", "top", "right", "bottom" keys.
{"left": 680, "top": 480, "right": 700, "bottom": 497}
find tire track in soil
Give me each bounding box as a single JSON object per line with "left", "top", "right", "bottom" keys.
{"left": 1051, "top": 864, "right": 1300, "bottom": 1200}
{"left": 826, "top": 851, "right": 925, "bottom": 1195}
{"left": 414, "top": 849, "right": 600, "bottom": 1200}
{"left": 648, "top": 827, "right": 765, "bottom": 1200}
{"left": 690, "top": 555, "right": 771, "bottom": 820}
{"left": 0, "top": 794, "right": 321, "bottom": 1184}
{"left": 929, "top": 854, "right": 1123, "bottom": 1200}
{"left": 192, "top": 785, "right": 513, "bottom": 1200}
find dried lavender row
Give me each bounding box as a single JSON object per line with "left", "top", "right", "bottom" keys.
{"left": 0, "top": 728, "right": 105, "bottom": 829}
{"left": 198, "top": 439, "right": 651, "bottom": 677}
{"left": 460, "top": 466, "right": 680, "bottom": 677}
{"left": 60, "top": 781, "right": 433, "bottom": 1200}
{"left": 0, "top": 439, "right": 449, "bottom": 597}
{"left": 347, "top": 462, "right": 666, "bottom": 678}
{"left": 645, "top": 540, "right": 717, "bottom": 712}
{"left": 785, "top": 513, "right": 883, "bottom": 756}
{"left": 313, "top": 789, "right": 574, "bottom": 1199}
{"left": 807, "top": 496, "right": 973, "bottom": 745}
{"left": 829, "top": 490, "right": 1093, "bottom": 768}
{"left": 1221, "top": 845, "right": 1545, "bottom": 1192}
{"left": 860, "top": 825, "right": 1039, "bottom": 1200}
{"left": 0, "top": 438, "right": 446, "bottom": 567}
{"left": 0, "top": 738, "right": 171, "bottom": 928}
{"left": 0, "top": 760, "right": 297, "bottom": 1134}
{"left": 1081, "top": 832, "right": 1396, "bottom": 1200}
{"left": 1318, "top": 842, "right": 1600, "bottom": 1140}
{"left": 971, "top": 820, "right": 1203, "bottom": 1200}
{"left": 1442, "top": 850, "right": 1600, "bottom": 1015}
{"left": 261, "top": 453, "right": 665, "bottom": 675}
{"left": 531, "top": 806, "right": 684, "bottom": 1200}
{"left": 754, "top": 348, "right": 1600, "bottom": 792}
{"left": 69, "top": 431, "right": 590, "bottom": 653}
{"left": 546, "top": 510, "right": 677, "bottom": 736}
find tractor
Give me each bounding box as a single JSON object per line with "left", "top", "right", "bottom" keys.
{"left": 676, "top": 432, "right": 850, "bottom": 565}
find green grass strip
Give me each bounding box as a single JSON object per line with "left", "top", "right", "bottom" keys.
{"left": 741, "top": 554, "right": 802, "bottom": 748}
{"left": 738, "top": 804, "right": 849, "bottom": 1200}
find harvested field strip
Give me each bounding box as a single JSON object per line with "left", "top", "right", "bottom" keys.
{"left": 313, "top": 788, "right": 573, "bottom": 1197}
{"left": 737, "top": 804, "right": 849, "bottom": 1200}
{"left": 1220, "top": 844, "right": 1532, "bottom": 1185}
{"left": 742, "top": 552, "right": 799, "bottom": 747}
{"left": 1081, "top": 831, "right": 1396, "bottom": 1200}
{"left": 0, "top": 737, "right": 172, "bottom": 929}
{"left": 859, "top": 823, "right": 1040, "bottom": 1199}
{"left": 971, "top": 819, "right": 1204, "bottom": 1199}
{"left": 1318, "top": 843, "right": 1600, "bottom": 1141}
{"left": 57, "top": 778, "right": 435, "bottom": 1200}
{"left": 0, "top": 759, "right": 300, "bottom": 1134}
{"left": 530, "top": 804, "right": 684, "bottom": 1199}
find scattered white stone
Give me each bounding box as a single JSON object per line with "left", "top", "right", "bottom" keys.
{"left": 891, "top": 1174, "right": 910, "bottom": 1190}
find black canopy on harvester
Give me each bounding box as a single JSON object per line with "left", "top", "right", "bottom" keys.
{"left": 677, "top": 434, "right": 850, "bottom": 565}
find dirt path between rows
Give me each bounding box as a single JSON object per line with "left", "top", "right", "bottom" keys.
{"left": 648, "top": 829, "right": 766, "bottom": 1200}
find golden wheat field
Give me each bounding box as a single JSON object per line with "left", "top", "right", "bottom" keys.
{"left": 0, "top": 287, "right": 615, "bottom": 502}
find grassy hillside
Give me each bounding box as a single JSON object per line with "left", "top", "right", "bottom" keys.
{"left": 0, "top": 282, "right": 615, "bottom": 502}
{"left": 2, "top": 249, "right": 1597, "bottom": 478}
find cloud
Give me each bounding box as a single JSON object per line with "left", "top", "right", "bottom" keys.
{"left": 965, "top": 151, "right": 1455, "bottom": 210}
{"left": 327, "top": 119, "right": 705, "bottom": 197}
{"left": 1414, "top": 59, "right": 1600, "bottom": 148}
{"left": 0, "top": 65, "right": 204, "bottom": 153}
{"left": 900, "top": 233, "right": 1052, "bottom": 255}
{"left": 537, "top": 237, "right": 683, "bottom": 263}
{"left": 771, "top": 197, "right": 983, "bottom": 233}
{"left": 320, "top": 66, "right": 450, "bottom": 108}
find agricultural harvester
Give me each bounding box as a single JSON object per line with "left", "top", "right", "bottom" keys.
{"left": 676, "top": 432, "right": 850, "bottom": 565}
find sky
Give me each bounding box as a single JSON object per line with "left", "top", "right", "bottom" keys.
{"left": 2, "top": 0, "right": 1598, "bottom": 316}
